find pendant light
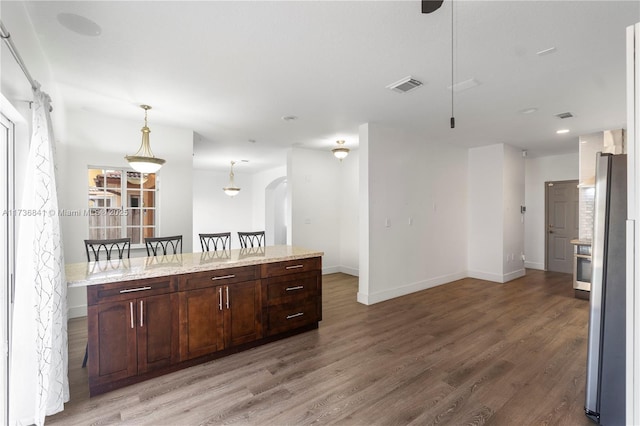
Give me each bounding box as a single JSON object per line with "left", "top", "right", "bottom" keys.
{"left": 125, "top": 105, "right": 166, "bottom": 173}
{"left": 332, "top": 140, "right": 349, "bottom": 161}
{"left": 223, "top": 161, "right": 241, "bottom": 197}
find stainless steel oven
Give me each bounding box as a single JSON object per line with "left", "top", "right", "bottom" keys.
{"left": 574, "top": 243, "right": 592, "bottom": 291}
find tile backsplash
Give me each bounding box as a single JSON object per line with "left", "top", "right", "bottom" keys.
{"left": 579, "top": 187, "right": 595, "bottom": 241}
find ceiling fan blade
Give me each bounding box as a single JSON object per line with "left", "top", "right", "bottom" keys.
{"left": 421, "top": 0, "right": 444, "bottom": 14}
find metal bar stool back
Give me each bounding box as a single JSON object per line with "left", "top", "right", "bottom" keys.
{"left": 199, "top": 232, "right": 231, "bottom": 251}
{"left": 237, "top": 231, "right": 265, "bottom": 249}
{"left": 84, "top": 237, "right": 131, "bottom": 262}
{"left": 145, "top": 235, "right": 183, "bottom": 256}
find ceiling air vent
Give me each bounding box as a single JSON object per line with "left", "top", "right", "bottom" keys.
{"left": 386, "top": 76, "right": 423, "bottom": 93}
{"left": 555, "top": 112, "right": 574, "bottom": 119}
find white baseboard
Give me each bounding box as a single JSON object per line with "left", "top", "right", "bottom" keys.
{"left": 524, "top": 261, "right": 545, "bottom": 270}
{"left": 322, "top": 266, "right": 341, "bottom": 275}
{"left": 503, "top": 268, "right": 526, "bottom": 282}
{"left": 468, "top": 268, "right": 526, "bottom": 283}
{"left": 322, "top": 266, "right": 359, "bottom": 277}
{"left": 467, "top": 269, "right": 504, "bottom": 283}
{"left": 68, "top": 305, "right": 87, "bottom": 319}
{"left": 338, "top": 266, "right": 359, "bottom": 277}
{"left": 357, "top": 270, "right": 467, "bottom": 305}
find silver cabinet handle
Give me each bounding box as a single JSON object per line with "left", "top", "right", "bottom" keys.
{"left": 286, "top": 286, "right": 304, "bottom": 291}
{"left": 218, "top": 287, "right": 223, "bottom": 311}
{"left": 225, "top": 286, "right": 230, "bottom": 309}
{"left": 211, "top": 274, "right": 235, "bottom": 281}
{"left": 286, "top": 312, "right": 304, "bottom": 319}
{"left": 120, "top": 286, "right": 152, "bottom": 294}
{"left": 285, "top": 265, "right": 304, "bottom": 270}
{"left": 140, "top": 300, "right": 144, "bottom": 327}
{"left": 130, "top": 302, "right": 134, "bottom": 329}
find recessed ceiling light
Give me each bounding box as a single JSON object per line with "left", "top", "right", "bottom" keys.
{"left": 556, "top": 129, "right": 570, "bottom": 134}
{"left": 536, "top": 47, "right": 557, "bottom": 56}
{"left": 519, "top": 107, "right": 538, "bottom": 114}
{"left": 281, "top": 115, "right": 297, "bottom": 122}
{"left": 57, "top": 13, "right": 101, "bottom": 36}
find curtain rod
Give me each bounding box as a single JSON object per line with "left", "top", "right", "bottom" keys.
{"left": 0, "top": 20, "right": 53, "bottom": 112}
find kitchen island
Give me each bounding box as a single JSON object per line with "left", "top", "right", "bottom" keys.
{"left": 66, "top": 245, "right": 323, "bottom": 396}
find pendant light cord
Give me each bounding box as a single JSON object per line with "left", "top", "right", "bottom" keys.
{"left": 450, "top": 0, "right": 455, "bottom": 129}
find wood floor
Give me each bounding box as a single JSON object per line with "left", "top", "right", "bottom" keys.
{"left": 47, "top": 270, "right": 593, "bottom": 425}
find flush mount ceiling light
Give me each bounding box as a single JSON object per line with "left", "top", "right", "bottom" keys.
{"left": 125, "top": 105, "right": 166, "bottom": 173}
{"left": 556, "top": 129, "right": 570, "bottom": 134}
{"left": 332, "top": 140, "right": 350, "bottom": 161}
{"left": 223, "top": 161, "right": 241, "bottom": 197}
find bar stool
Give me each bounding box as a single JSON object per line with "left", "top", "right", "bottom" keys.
{"left": 84, "top": 237, "right": 131, "bottom": 262}
{"left": 199, "top": 232, "right": 231, "bottom": 251}
{"left": 145, "top": 235, "right": 183, "bottom": 256}
{"left": 237, "top": 231, "right": 265, "bottom": 248}
{"left": 82, "top": 237, "right": 131, "bottom": 367}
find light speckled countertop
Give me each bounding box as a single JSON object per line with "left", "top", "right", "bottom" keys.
{"left": 570, "top": 239, "right": 592, "bottom": 246}
{"left": 66, "top": 245, "right": 324, "bottom": 287}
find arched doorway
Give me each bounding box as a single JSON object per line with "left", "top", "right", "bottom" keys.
{"left": 265, "top": 176, "right": 288, "bottom": 245}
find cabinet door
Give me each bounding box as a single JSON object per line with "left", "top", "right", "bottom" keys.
{"left": 225, "top": 280, "right": 262, "bottom": 347}
{"left": 88, "top": 300, "right": 137, "bottom": 386}
{"left": 179, "top": 287, "right": 224, "bottom": 361}
{"left": 137, "top": 293, "right": 179, "bottom": 374}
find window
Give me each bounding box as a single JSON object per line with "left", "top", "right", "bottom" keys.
{"left": 88, "top": 168, "right": 158, "bottom": 244}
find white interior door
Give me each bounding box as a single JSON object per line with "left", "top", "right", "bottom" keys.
{"left": 545, "top": 180, "right": 579, "bottom": 273}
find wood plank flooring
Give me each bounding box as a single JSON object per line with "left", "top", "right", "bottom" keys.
{"left": 47, "top": 270, "right": 593, "bottom": 425}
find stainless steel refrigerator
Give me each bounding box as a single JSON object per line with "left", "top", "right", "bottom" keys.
{"left": 585, "top": 152, "right": 627, "bottom": 425}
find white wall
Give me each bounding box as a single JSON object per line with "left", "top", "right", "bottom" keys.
{"left": 289, "top": 147, "right": 342, "bottom": 274}
{"left": 524, "top": 153, "right": 579, "bottom": 269}
{"left": 468, "top": 143, "right": 526, "bottom": 282}
{"left": 339, "top": 150, "right": 359, "bottom": 276}
{"left": 358, "top": 123, "right": 468, "bottom": 304}
{"left": 468, "top": 144, "right": 504, "bottom": 280}
{"left": 59, "top": 109, "right": 194, "bottom": 317}
{"left": 192, "top": 168, "right": 253, "bottom": 251}
{"left": 502, "top": 144, "right": 526, "bottom": 281}
{"left": 252, "top": 165, "right": 286, "bottom": 239}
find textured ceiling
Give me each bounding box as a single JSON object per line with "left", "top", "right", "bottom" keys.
{"left": 19, "top": 0, "right": 640, "bottom": 172}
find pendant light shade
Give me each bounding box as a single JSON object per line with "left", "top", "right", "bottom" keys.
{"left": 332, "top": 140, "right": 349, "bottom": 161}
{"left": 223, "top": 161, "right": 241, "bottom": 197}
{"left": 125, "top": 105, "right": 166, "bottom": 173}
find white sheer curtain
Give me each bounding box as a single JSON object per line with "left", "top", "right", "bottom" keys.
{"left": 9, "top": 84, "right": 68, "bottom": 425}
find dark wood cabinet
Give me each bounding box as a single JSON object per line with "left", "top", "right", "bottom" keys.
{"left": 85, "top": 255, "right": 321, "bottom": 396}
{"left": 87, "top": 276, "right": 179, "bottom": 395}
{"left": 179, "top": 279, "right": 261, "bottom": 361}
{"left": 179, "top": 287, "right": 224, "bottom": 360}
{"left": 262, "top": 269, "right": 321, "bottom": 336}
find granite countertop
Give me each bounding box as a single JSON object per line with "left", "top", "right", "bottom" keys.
{"left": 66, "top": 245, "right": 324, "bottom": 288}
{"left": 570, "top": 239, "right": 592, "bottom": 246}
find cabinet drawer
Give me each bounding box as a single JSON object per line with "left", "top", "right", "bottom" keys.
{"left": 88, "top": 276, "right": 176, "bottom": 305}
{"left": 261, "top": 257, "right": 321, "bottom": 278}
{"left": 266, "top": 274, "right": 318, "bottom": 306}
{"left": 266, "top": 300, "right": 319, "bottom": 336}
{"left": 179, "top": 265, "right": 259, "bottom": 291}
